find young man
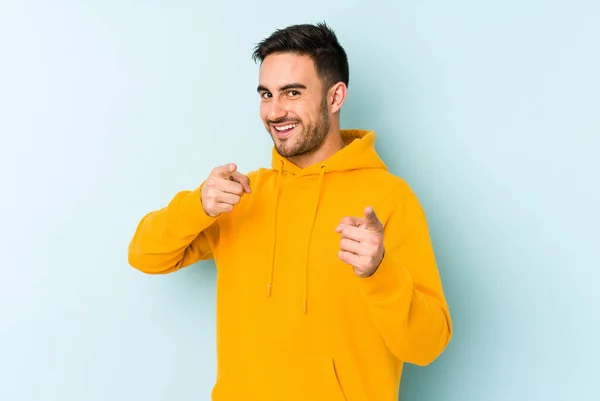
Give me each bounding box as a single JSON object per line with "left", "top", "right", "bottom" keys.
{"left": 129, "top": 22, "right": 452, "bottom": 401}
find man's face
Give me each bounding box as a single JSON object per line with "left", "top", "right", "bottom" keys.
{"left": 257, "top": 53, "right": 330, "bottom": 159}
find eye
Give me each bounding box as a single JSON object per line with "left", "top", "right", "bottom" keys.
{"left": 261, "top": 92, "right": 272, "bottom": 99}
{"left": 287, "top": 90, "right": 300, "bottom": 97}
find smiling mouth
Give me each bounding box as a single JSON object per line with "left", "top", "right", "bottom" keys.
{"left": 272, "top": 123, "right": 298, "bottom": 137}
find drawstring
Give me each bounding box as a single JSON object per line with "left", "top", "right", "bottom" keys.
{"left": 267, "top": 159, "right": 284, "bottom": 297}
{"left": 303, "top": 164, "right": 326, "bottom": 313}
{"left": 266, "top": 160, "right": 326, "bottom": 315}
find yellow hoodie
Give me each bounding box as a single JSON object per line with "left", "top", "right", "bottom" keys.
{"left": 128, "top": 129, "right": 452, "bottom": 401}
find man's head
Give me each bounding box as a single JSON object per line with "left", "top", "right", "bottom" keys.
{"left": 252, "top": 22, "right": 349, "bottom": 162}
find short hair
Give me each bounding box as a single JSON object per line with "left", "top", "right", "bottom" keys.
{"left": 251, "top": 22, "right": 349, "bottom": 90}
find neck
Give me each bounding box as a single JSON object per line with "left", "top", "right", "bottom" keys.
{"left": 288, "top": 128, "right": 345, "bottom": 169}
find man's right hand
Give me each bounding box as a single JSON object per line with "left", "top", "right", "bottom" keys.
{"left": 201, "top": 163, "right": 252, "bottom": 218}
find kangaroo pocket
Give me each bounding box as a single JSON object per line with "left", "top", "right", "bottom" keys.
{"left": 212, "top": 352, "right": 347, "bottom": 401}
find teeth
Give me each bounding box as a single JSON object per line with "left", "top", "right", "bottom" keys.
{"left": 274, "top": 124, "right": 297, "bottom": 131}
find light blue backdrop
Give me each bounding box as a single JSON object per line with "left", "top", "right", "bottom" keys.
{"left": 1, "top": 1, "right": 598, "bottom": 400}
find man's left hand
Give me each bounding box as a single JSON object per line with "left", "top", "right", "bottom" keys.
{"left": 335, "top": 206, "right": 385, "bottom": 278}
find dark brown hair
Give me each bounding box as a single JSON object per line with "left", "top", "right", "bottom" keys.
{"left": 252, "top": 22, "right": 349, "bottom": 90}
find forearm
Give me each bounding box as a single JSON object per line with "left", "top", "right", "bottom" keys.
{"left": 128, "top": 185, "right": 218, "bottom": 274}
{"left": 361, "top": 261, "right": 452, "bottom": 365}
{"left": 359, "top": 193, "right": 453, "bottom": 365}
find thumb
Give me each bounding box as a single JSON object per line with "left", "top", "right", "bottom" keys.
{"left": 230, "top": 171, "right": 252, "bottom": 194}
{"left": 228, "top": 163, "right": 237, "bottom": 174}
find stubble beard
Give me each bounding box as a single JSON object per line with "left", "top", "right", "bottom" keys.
{"left": 271, "top": 96, "right": 330, "bottom": 158}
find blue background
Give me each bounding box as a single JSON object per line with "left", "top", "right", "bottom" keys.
{"left": 1, "top": 1, "right": 598, "bottom": 400}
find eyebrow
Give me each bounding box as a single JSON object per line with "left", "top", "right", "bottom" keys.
{"left": 256, "top": 83, "right": 307, "bottom": 93}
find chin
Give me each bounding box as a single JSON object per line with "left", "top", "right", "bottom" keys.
{"left": 274, "top": 144, "right": 295, "bottom": 157}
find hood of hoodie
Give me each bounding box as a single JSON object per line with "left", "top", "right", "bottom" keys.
{"left": 270, "top": 129, "right": 387, "bottom": 176}
{"left": 266, "top": 129, "right": 388, "bottom": 313}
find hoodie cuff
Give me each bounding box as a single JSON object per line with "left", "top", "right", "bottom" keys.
{"left": 172, "top": 182, "right": 217, "bottom": 236}
{"left": 359, "top": 253, "right": 412, "bottom": 300}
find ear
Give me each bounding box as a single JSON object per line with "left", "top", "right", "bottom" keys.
{"left": 328, "top": 82, "right": 347, "bottom": 114}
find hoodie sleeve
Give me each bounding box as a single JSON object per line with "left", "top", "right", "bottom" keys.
{"left": 358, "top": 192, "right": 452, "bottom": 366}
{"left": 128, "top": 183, "right": 219, "bottom": 274}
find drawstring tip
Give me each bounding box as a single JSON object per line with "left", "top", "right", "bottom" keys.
{"left": 266, "top": 284, "right": 272, "bottom": 297}
{"left": 303, "top": 302, "right": 307, "bottom": 314}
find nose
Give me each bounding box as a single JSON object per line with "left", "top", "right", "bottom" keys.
{"left": 267, "top": 98, "right": 287, "bottom": 122}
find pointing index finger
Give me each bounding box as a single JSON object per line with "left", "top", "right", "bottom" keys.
{"left": 212, "top": 163, "right": 237, "bottom": 178}
{"left": 364, "top": 206, "right": 381, "bottom": 227}
{"left": 211, "top": 163, "right": 251, "bottom": 194}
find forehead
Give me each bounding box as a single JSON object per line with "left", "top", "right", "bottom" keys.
{"left": 259, "top": 53, "right": 320, "bottom": 89}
